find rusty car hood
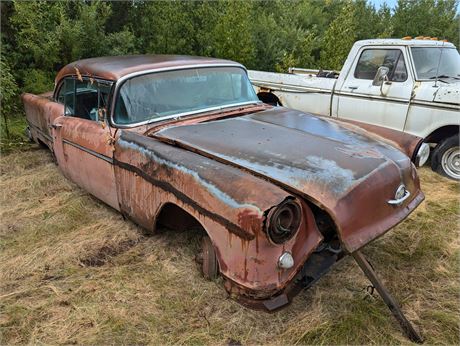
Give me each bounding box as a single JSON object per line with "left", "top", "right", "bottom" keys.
{"left": 152, "top": 107, "right": 424, "bottom": 252}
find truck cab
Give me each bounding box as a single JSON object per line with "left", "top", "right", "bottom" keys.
{"left": 249, "top": 38, "right": 460, "bottom": 180}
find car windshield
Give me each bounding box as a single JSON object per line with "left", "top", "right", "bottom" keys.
{"left": 114, "top": 66, "right": 259, "bottom": 125}
{"left": 411, "top": 47, "right": 460, "bottom": 80}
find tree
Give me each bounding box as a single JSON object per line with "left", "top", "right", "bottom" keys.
{"left": 320, "top": 1, "right": 358, "bottom": 70}
{"left": 392, "top": 0, "right": 459, "bottom": 46}
{"left": 0, "top": 57, "right": 18, "bottom": 137}
{"left": 212, "top": 0, "right": 255, "bottom": 67}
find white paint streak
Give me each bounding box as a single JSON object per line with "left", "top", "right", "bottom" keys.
{"left": 118, "top": 139, "right": 261, "bottom": 213}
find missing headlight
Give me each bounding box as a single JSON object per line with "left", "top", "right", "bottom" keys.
{"left": 266, "top": 199, "right": 302, "bottom": 244}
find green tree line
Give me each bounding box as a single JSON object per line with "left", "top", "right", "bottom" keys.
{"left": 1, "top": 0, "right": 459, "bottom": 141}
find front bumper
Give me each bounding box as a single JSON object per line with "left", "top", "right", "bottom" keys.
{"left": 227, "top": 240, "right": 345, "bottom": 312}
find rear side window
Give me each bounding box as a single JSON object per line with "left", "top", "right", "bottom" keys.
{"left": 56, "top": 78, "right": 112, "bottom": 121}
{"left": 57, "top": 78, "right": 75, "bottom": 115}
{"left": 354, "top": 49, "right": 408, "bottom": 82}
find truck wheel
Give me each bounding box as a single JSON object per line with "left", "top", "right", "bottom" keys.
{"left": 431, "top": 135, "right": 460, "bottom": 180}
{"left": 200, "top": 236, "right": 219, "bottom": 280}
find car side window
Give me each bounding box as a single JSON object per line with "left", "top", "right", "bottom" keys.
{"left": 354, "top": 49, "right": 408, "bottom": 82}
{"left": 57, "top": 78, "right": 76, "bottom": 115}
{"left": 56, "top": 78, "right": 111, "bottom": 121}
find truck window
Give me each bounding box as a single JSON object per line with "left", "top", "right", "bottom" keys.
{"left": 56, "top": 78, "right": 111, "bottom": 121}
{"left": 411, "top": 47, "right": 460, "bottom": 80}
{"left": 354, "top": 49, "right": 407, "bottom": 82}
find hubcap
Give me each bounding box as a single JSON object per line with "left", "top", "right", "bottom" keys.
{"left": 441, "top": 146, "right": 460, "bottom": 179}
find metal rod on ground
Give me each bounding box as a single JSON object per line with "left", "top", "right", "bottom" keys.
{"left": 352, "top": 250, "right": 423, "bottom": 344}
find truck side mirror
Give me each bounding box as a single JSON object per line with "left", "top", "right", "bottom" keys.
{"left": 372, "top": 66, "right": 390, "bottom": 86}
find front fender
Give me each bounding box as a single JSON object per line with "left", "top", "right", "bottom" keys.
{"left": 330, "top": 117, "right": 424, "bottom": 162}
{"left": 113, "top": 130, "right": 323, "bottom": 296}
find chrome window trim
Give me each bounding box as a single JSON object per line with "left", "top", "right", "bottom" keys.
{"left": 54, "top": 76, "right": 114, "bottom": 103}
{"left": 109, "top": 63, "right": 260, "bottom": 129}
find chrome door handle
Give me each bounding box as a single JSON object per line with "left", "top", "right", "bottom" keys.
{"left": 348, "top": 86, "right": 358, "bottom": 90}
{"left": 51, "top": 123, "right": 63, "bottom": 129}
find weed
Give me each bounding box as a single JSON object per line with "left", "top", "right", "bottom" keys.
{"left": 0, "top": 148, "right": 458, "bottom": 344}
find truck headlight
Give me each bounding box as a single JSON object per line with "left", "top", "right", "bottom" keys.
{"left": 266, "top": 199, "right": 302, "bottom": 244}
{"left": 416, "top": 143, "right": 430, "bottom": 167}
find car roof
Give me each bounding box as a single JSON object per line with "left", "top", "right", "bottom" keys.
{"left": 355, "top": 38, "right": 457, "bottom": 48}
{"left": 55, "top": 55, "right": 243, "bottom": 83}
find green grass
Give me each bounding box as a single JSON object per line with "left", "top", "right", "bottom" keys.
{"left": 0, "top": 116, "right": 31, "bottom": 154}
{"left": 0, "top": 147, "right": 459, "bottom": 345}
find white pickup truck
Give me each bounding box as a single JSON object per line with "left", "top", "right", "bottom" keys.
{"left": 249, "top": 38, "right": 460, "bottom": 180}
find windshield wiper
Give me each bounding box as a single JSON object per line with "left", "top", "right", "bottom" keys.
{"left": 429, "top": 75, "right": 460, "bottom": 80}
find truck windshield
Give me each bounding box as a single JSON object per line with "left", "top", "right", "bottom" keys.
{"left": 411, "top": 47, "right": 460, "bottom": 80}
{"left": 114, "top": 66, "right": 259, "bottom": 125}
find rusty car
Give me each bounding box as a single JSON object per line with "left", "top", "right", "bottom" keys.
{"left": 22, "top": 55, "right": 426, "bottom": 342}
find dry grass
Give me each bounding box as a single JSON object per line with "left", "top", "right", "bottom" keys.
{"left": 0, "top": 146, "right": 459, "bottom": 345}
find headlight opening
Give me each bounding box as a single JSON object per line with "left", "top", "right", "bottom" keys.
{"left": 266, "top": 199, "right": 302, "bottom": 244}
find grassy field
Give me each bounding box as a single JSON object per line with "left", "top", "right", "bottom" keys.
{"left": 1, "top": 145, "right": 459, "bottom": 345}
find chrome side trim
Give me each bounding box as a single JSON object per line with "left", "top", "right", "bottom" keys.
{"left": 110, "top": 63, "right": 254, "bottom": 129}
{"left": 411, "top": 100, "right": 460, "bottom": 110}
{"left": 28, "top": 122, "right": 53, "bottom": 142}
{"left": 335, "top": 91, "right": 410, "bottom": 104}
{"left": 62, "top": 139, "right": 113, "bottom": 163}
{"left": 251, "top": 80, "right": 332, "bottom": 95}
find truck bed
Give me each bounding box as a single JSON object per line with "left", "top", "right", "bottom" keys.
{"left": 248, "top": 70, "right": 336, "bottom": 115}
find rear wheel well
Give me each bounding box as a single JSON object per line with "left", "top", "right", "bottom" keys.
{"left": 36, "top": 138, "right": 48, "bottom": 149}
{"left": 257, "top": 92, "right": 282, "bottom": 106}
{"left": 425, "top": 125, "right": 459, "bottom": 144}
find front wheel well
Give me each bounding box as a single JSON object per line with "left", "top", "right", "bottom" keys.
{"left": 154, "top": 202, "right": 204, "bottom": 233}
{"left": 425, "top": 125, "right": 459, "bottom": 144}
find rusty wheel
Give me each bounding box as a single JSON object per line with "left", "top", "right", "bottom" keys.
{"left": 201, "top": 236, "right": 219, "bottom": 280}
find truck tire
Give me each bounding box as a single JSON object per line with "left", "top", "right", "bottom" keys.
{"left": 257, "top": 92, "right": 282, "bottom": 106}
{"left": 431, "top": 135, "right": 460, "bottom": 180}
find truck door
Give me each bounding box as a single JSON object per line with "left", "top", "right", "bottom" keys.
{"left": 336, "top": 47, "right": 413, "bottom": 131}
{"left": 52, "top": 77, "right": 120, "bottom": 210}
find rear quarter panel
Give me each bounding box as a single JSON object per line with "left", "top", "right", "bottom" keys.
{"left": 21, "top": 92, "right": 63, "bottom": 149}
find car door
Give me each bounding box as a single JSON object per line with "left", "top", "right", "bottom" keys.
{"left": 336, "top": 46, "right": 414, "bottom": 131}
{"left": 52, "top": 77, "right": 120, "bottom": 211}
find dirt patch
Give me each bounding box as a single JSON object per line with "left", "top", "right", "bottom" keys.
{"left": 79, "top": 238, "right": 141, "bottom": 267}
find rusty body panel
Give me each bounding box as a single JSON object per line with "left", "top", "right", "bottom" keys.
{"left": 153, "top": 107, "right": 423, "bottom": 252}
{"left": 21, "top": 92, "right": 63, "bottom": 149}
{"left": 22, "top": 55, "right": 426, "bottom": 337}
{"left": 53, "top": 117, "right": 119, "bottom": 210}
{"left": 56, "top": 55, "right": 241, "bottom": 82}
{"left": 113, "top": 130, "right": 322, "bottom": 296}
{"left": 330, "top": 117, "right": 423, "bottom": 161}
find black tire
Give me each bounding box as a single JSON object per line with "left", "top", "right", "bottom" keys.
{"left": 431, "top": 135, "right": 460, "bottom": 180}
{"left": 201, "top": 236, "right": 219, "bottom": 280}
{"left": 257, "top": 92, "right": 282, "bottom": 106}
{"left": 25, "top": 126, "right": 34, "bottom": 142}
